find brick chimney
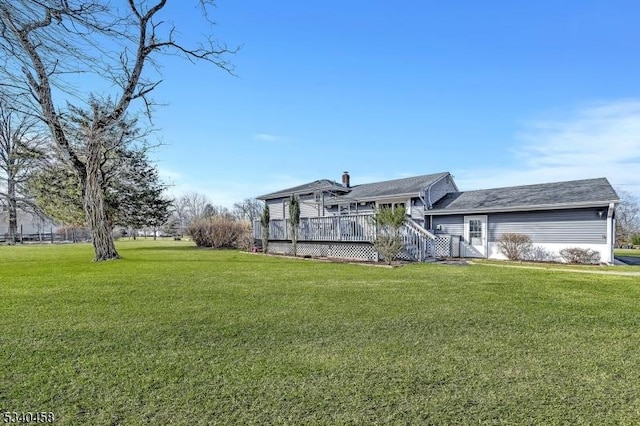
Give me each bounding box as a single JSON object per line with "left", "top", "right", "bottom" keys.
{"left": 342, "top": 171, "right": 350, "bottom": 188}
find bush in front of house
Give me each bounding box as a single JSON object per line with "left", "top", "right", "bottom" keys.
{"left": 497, "top": 233, "right": 532, "bottom": 261}
{"left": 188, "top": 216, "right": 252, "bottom": 249}
{"left": 373, "top": 206, "right": 406, "bottom": 265}
{"left": 559, "top": 247, "right": 601, "bottom": 264}
{"left": 523, "top": 245, "right": 555, "bottom": 262}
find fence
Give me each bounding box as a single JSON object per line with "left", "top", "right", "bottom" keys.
{"left": 0, "top": 225, "right": 90, "bottom": 244}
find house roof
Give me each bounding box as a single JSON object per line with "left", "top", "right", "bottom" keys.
{"left": 257, "top": 172, "right": 452, "bottom": 202}
{"left": 339, "top": 172, "right": 451, "bottom": 201}
{"left": 256, "top": 179, "right": 347, "bottom": 200}
{"left": 429, "top": 177, "right": 619, "bottom": 214}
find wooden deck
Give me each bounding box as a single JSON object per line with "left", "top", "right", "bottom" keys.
{"left": 254, "top": 214, "right": 453, "bottom": 261}
{"left": 255, "top": 214, "right": 377, "bottom": 242}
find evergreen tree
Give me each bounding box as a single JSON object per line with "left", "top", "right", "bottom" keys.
{"left": 29, "top": 146, "right": 170, "bottom": 236}
{"left": 260, "top": 204, "right": 270, "bottom": 253}
{"left": 288, "top": 195, "right": 300, "bottom": 256}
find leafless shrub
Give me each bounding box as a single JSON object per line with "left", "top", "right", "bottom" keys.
{"left": 497, "top": 233, "right": 532, "bottom": 261}
{"left": 559, "top": 247, "right": 601, "bottom": 264}
{"left": 523, "top": 245, "right": 555, "bottom": 262}
{"left": 188, "top": 217, "right": 251, "bottom": 249}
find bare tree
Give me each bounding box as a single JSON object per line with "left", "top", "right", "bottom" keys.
{"left": 203, "top": 203, "right": 232, "bottom": 219}
{"left": 170, "top": 192, "right": 210, "bottom": 235}
{"left": 615, "top": 189, "right": 640, "bottom": 246}
{"left": 0, "top": 1, "right": 234, "bottom": 260}
{"left": 180, "top": 192, "right": 211, "bottom": 222}
{"left": 0, "top": 93, "right": 48, "bottom": 244}
{"left": 233, "top": 198, "right": 263, "bottom": 223}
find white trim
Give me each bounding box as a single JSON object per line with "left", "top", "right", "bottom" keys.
{"left": 488, "top": 242, "right": 613, "bottom": 264}
{"left": 463, "top": 215, "right": 488, "bottom": 257}
{"left": 606, "top": 202, "right": 615, "bottom": 264}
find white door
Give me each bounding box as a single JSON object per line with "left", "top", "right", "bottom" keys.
{"left": 463, "top": 215, "right": 488, "bottom": 257}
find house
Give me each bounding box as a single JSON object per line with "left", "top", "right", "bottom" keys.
{"left": 0, "top": 207, "right": 60, "bottom": 242}
{"left": 254, "top": 172, "right": 619, "bottom": 264}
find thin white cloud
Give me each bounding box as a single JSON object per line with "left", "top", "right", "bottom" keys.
{"left": 253, "top": 133, "right": 281, "bottom": 142}
{"left": 455, "top": 99, "right": 640, "bottom": 198}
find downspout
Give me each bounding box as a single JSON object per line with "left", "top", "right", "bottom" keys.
{"left": 606, "top": 202, "right": 615, "bottom": 264}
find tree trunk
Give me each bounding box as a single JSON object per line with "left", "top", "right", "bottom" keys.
{"left": 7, "top": 178, "right": 17, "bottom": 245}
{"left": 83, "top": 140, "right": 119, "bottom": 261}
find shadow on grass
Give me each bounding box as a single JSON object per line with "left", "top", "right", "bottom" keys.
{"left": 120, "top": 246, "right": 277, "bottom": 261}
{"left": 121, "top": 245, "right": 199, "bottom": 252}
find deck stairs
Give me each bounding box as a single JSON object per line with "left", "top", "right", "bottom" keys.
{"left": 401, "top": 218, "right": 438, "bottom": 261}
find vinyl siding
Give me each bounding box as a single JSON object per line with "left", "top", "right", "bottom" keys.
{"left": 299, "top": 195, "right": 320, "bottom": 218}
{"left": 428, "top": 175, "right": 457, "bottom": 206}
{"left": 432, "top": 215, "right": 464, "bottom": 236}
{"left": 410, "top": 197, "right": 425, "bottom": 221}
{"left": 266, "top": 199, "right": 285, "bottom": 220}
{"left": 488, "top": 208, "right": 607, "bottom": 244}
{"left": 432, "top": 208, "right": 607, "bottom": 245}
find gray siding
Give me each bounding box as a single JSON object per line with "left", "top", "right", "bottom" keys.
{"left": 432, "top": 215, "right": 464, "bottom": 236}
{"left": 428, "top": 175, "right": 457, "bottom": 206}
{"left": 488, "top": 208, "right": 607, "bottom": 244}
{"left": 355, "top": 202, "right": 376, "bottom": 214}
{"left": 432, "top": 208, "right": 607, "bottom": 245}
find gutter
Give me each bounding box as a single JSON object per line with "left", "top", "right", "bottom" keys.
{"left": 427, "top": 200, "right": 621, "bottom": 216}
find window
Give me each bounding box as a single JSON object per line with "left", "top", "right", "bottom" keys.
{"left": 469, "top": 219, "right": 482, "bottom": 239}
{"left": 339, "top": 203, "right": 351, "bottom": 215}
{"left": 378, "top": 202, "right": 406, "bottom": 212}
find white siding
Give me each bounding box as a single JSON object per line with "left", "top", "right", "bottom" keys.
{"left": 410, "top": 197, "right": 425, "bottom": 222}
{"left": 266, "top": 198, "right": 286, "bottom": 220}
{"left": 299, "top": 195, "right": 320, "bottom": 218}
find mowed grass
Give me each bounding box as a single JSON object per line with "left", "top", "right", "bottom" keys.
{"left": 616, "top": 248, "right": 640, "bottom": 257}
{"left": 1, "top": 241, "right": 640, "bottom": 424}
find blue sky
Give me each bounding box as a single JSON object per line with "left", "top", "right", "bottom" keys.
{"left": 143, "top": 0, "right": 640, "bottom": 206}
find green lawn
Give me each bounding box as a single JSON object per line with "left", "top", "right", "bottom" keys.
{"left": 616, "top": 248, "right": 640, "bottom": 257}
{"left": 1, "top": 241, "right": 639, "bottom": 424}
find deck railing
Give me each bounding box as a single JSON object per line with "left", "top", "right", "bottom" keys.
{"left": 254, "top": 214, "right": 376, "bottom": 242}
{"left": 401, "top": 219, "right": 436, "bottom": 261}
{"left": 253, "top": 214, "right": 451, "bottom": 260}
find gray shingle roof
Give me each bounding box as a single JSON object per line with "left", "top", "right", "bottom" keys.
{"left": 341, "top": 172, "right": 450, "bottom": 200}
{"left": 430, "top": 177, "right": 619, "bottom": 213}
{"left": 257, "top": 172, "right": 452, "bottom": 201}
{"left": 256, "top": 179, "right": 347, "bottom": 200}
